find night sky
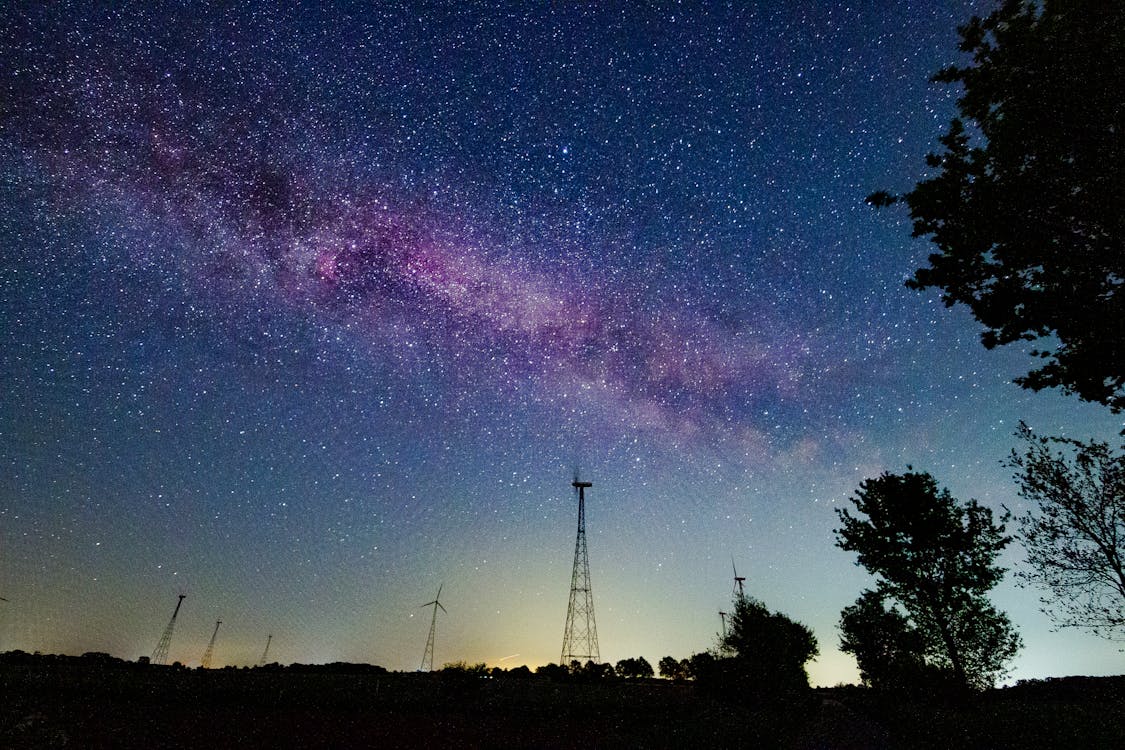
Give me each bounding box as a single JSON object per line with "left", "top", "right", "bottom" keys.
{"left": 2, "top": 1, "right": 1121, "bottom": 684}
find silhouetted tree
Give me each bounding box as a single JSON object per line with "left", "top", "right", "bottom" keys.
{"left": 839, "top": 589, "right": 927, "bottom": 689}
{"left": 1008, "top": 423, "right": 1125, "bottom": 638}
{"left": 685, "top": 651, "right": 715, "bottom": 682}
{"left": 614, "top": 656, "right": 654, "bottom": 679}
{"left": 869, "top": 1, "right": 1125, "bottom": 411}
{"left": 706, "top": 595, "right": 817, "bottom": 707}
{"left": 658, "top": 655, "right": 687, "bottom": 680}
{"left": 578, "top": 660, "right": 615, "bottom": 681}
{"left": 535, "top": 662, "right": 569, "bottom": 680}
{"left": 836, "top": 470, "right": 1021, "bottom": 691}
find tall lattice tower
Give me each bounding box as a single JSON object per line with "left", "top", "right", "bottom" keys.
{"left": 561, "top": 475, "right": 599, "bottom": 664}
{"left": 258, "top": 634, "right": 273, "bottom": 667}
{"left": 200, "top": 619, "right": 222, "bottom": 669}
{"left": 152, "top": 594, "right": 186, "bottom": 665}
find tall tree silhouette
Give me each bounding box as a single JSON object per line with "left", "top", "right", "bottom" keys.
{"left": 715, "top": 594, "right": 817, "bottom": 707}
{"left": 836, "top": 470, "right": 1021, "bottom": 690}
{"left": 870, "top": 1, "right": 1125, "bottom": 410}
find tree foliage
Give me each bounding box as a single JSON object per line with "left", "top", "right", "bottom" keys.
{"left": 614, "top": 656, "right": 654, "bottom": 679}
{"left": 657, "top": 656, "right": 688, "bottom": 680}
{"left": 569, "top": 659, "right": 614, "bottom": 681}
{"left": 1008, "top": 423, "right": 1125, "bottom": 638}
{"left": 836, "top": 471, "right": 1021, "bottom": 691}
{"left": 684, "top": 651, "right": 715, "bottom": 682}
{"left": 873, "top": 1, "right": 1125, "bottom": 410}
{"left": 440, "top": 661, "right": 487, "bottom": 676}
{"left": 535, "top": 662, "right": 569, "bottom": 680}
{"left": 839, "top": 590, "right": 927, "bottom": 690}
{"left": 707, "top": 594, "right": 817, "bottom": 706}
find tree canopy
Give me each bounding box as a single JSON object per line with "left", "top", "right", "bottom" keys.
{"left": 710, "top": 594, "right": 818, "bottom": 706}
{"left": 839, "top": 589, "right": 927, "bottom": 690}
{"left": 658, "top": 655, "right": 689, "bottom": 680}
{"left": 871, "top": 0, "right": 1125, "bottom": 410}
{"left": 1008, "top": 423, "right": 1125, "bottom": 638}
{"left": 614, "top": 656, "right": 654, "bottom": 679}
{"left": 836, "top": 470, "right": 1021, "bottom": 690}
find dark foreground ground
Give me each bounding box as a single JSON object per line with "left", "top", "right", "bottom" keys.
{"left": 3, "top": 658, "right": 1124, "bottom": 749}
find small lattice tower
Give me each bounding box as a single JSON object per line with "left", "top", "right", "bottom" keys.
{"left": 561, "top": 476, "right": 599, "bottom": 664}
{"left": 258, "top": 634, "right": 273, "bottom": 667}
{"left": 419, "top": 584, "right": 446, "bottom": 672}
{"left": 152, "top": 594, "right": 186, "bottom": 665}
{"left": 200, "top": 619, "right": 222, "bottom": 669}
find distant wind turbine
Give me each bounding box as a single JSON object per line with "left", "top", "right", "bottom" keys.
{"left": 732, "top": 558, "right": 746, "bottom": 599}
{"left": 419, "top": 584, "right": 447, "bottom": 672}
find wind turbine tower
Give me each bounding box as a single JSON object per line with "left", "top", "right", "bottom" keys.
{"left": 201, "top": 620, "right": 222, "bottom": 669}
{"left": 732, "top": 558, "right": 746, "bottom": 599}
{"left": 258, "top": 634, "right": 273, "bottom": 666}
{"left": 560, "top": 475, "right": 600, "bottom": 665}
{"left": 419, "top": 584, "right": 447, "bottom": 672}
{"left": 152, "top": 594, "right": 186, "bottom": 665}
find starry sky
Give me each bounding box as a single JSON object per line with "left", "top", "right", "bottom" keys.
{"left": 1, "top": 1, "right": 1121, "bottom": 684}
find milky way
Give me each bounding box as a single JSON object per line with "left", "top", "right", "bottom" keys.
{"left": 2, "top": 1, "right": 1122, "bottom": 681}
{"left": 5, "top": 2, "right": 820, "bottom": 459}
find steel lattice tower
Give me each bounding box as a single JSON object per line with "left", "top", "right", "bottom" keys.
{"left": 258, "top": 634, "right": 273, "bottom": 667}
{"left": 200, "top": 619, "right": 221, "bottom": 669}
{"left": 419, "top": 584, "right": 446, "bottom": 672}
{"left": 561, "top": 477, "right": 599, "bottom": 664}
{"left": 152, "top": 594, "right": 185, "bottom": 665}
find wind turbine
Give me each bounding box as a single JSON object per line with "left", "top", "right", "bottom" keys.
{"left": 419, "top": 584, "right": 447, "bottom": 672}
{"left": 732, "top": 558, "right": 746, "bottom": 599}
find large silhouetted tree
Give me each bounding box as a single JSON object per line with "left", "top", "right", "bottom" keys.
{"left": 614, "top": 656, "right": 654, "bottom": 679}
{"left": 869, "top": 1, "right": 1125, "bottom": 410}
{"left": 836, "top": 470, "right": 1021, "bottom": 691}
{"left": 1008, "top": 423, "right": 1125, "bottom": 638}
{"left": 658, "top": 655, "right": 687, "bottom": 680}
{"left": 685, "top": 651, "right": 715, "bottom": 682}
{"left": 712, "top": 594, "right": 818, "bottom": 706}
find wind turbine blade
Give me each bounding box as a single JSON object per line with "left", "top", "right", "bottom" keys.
{"left": 437, "top": 602, "right": 447, "bottom": 613}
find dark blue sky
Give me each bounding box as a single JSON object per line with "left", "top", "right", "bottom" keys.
{"left": 1, "top": 1, "right": 1120, "bottom": 682}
